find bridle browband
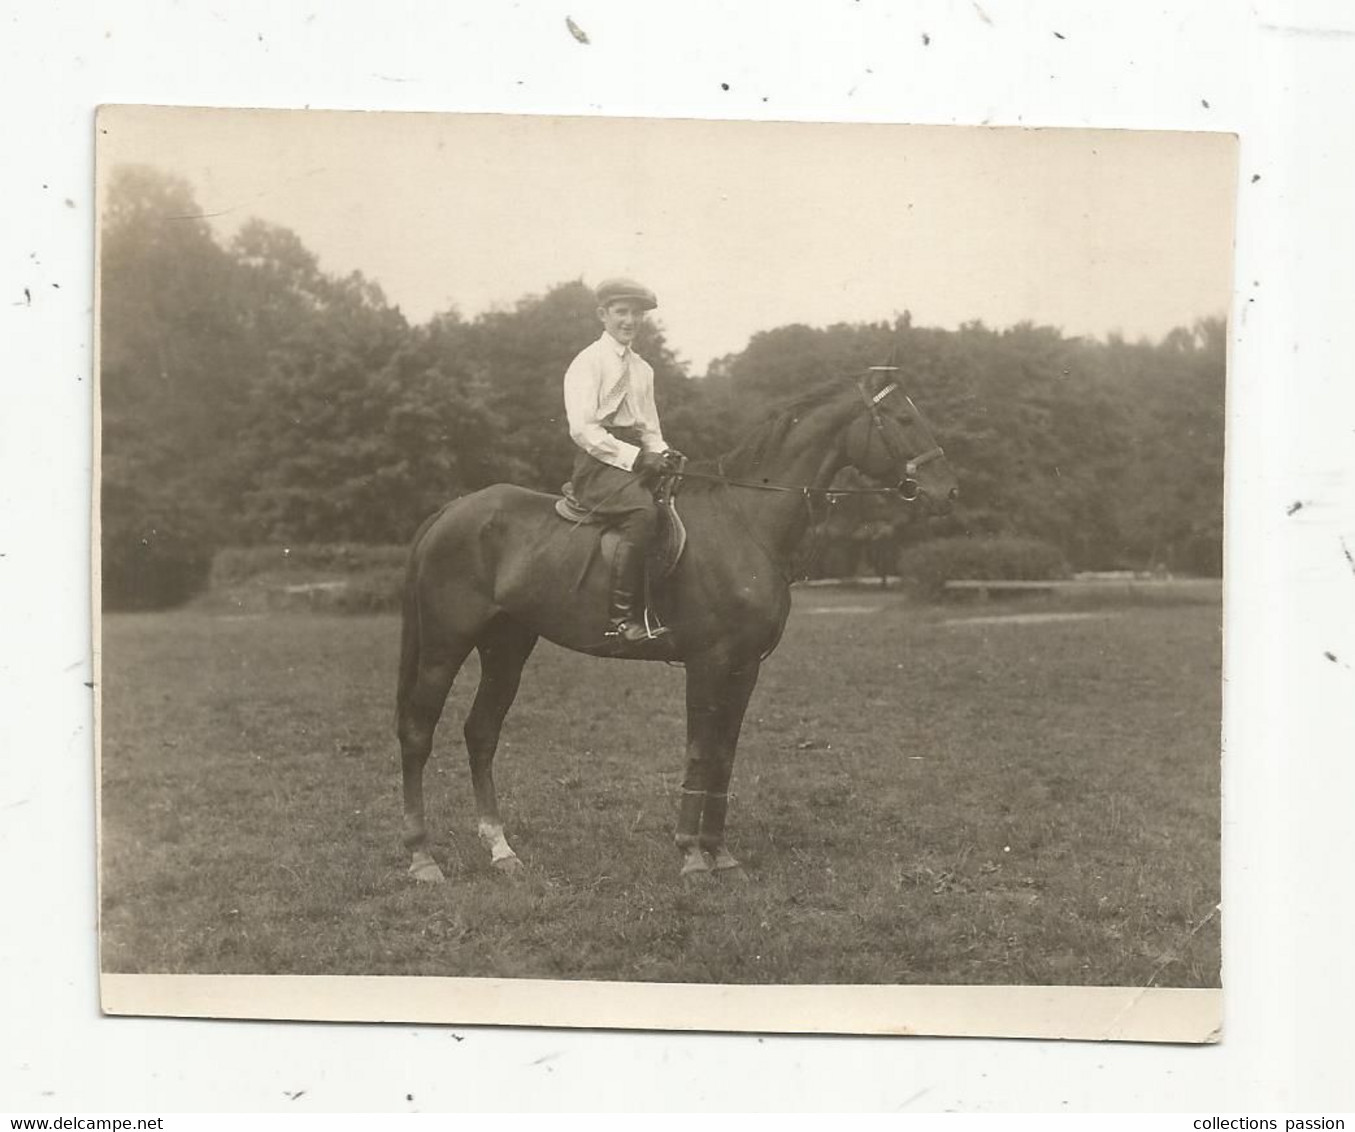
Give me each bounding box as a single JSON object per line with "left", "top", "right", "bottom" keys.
{"left": 671, "top": 367, "right": 946, "bottom": 502}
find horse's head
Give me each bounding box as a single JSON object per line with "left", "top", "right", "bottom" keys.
{"left": 841, "top": 373, "right": 959, "bottom": 515}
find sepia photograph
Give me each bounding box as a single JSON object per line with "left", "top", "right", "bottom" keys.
{"left": 95, "top": 106, "right": 1235, "bottom": 1039}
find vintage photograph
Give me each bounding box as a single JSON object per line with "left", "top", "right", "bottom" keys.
{"left": 96, "top": 106, "right": 1234, "bottom": 1036}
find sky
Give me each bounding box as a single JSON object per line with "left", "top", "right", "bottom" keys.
{"left": 98, "top": 106, "right": 1238, "bottom": 374}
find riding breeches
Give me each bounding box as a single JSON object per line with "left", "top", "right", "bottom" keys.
{"left": 569, "top": 450, "right": 657, "bottom": 545}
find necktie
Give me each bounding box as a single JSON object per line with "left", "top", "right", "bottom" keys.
{"left": 613, "top": 347, "right": 632, "bottom": 414}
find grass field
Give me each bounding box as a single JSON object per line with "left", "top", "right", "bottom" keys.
{"left": 99, "top": 588, "right": 1221, "bottom": 986}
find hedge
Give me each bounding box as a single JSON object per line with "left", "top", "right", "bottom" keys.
{"left": 209, "top": 543, "right": 409, "bottom": 587}
{"left": 895, "top": 536, "right": 1070, "bottom": 600}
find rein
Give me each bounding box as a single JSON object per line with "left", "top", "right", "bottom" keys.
{"left": 670, "top": 466, "right": 913, "bottom": 499}
{"left": 668, "top": 371, "right": 945, "bottom": 502}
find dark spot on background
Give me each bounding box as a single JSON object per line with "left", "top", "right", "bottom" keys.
{"left": 1286, "top": 501, "right": 1304, "bottom": 516}
{"left": 1324, "top": 651, "right": 1338, "bottom": 663}
{"left": 721, "top": 82, "right": 730, "bottom": 91}
{"left": 1201, "top": 98, "right": 1210, "bottom": 108}
{"left": 1053, "top": 30, "right": 1065, "bottom": 39}
{"left": 1251, "top": 173, "right": 1261, "bottom": 183}
{"left": 922, "top": 32, "right": 931, "bottom": 45}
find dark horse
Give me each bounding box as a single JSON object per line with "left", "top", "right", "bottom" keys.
{"left": 396, "top": 370, "right": 959, "bottom": 881}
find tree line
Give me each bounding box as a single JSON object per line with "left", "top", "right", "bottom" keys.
{"left": 100, "top": 165, "right": 1226, "bottom": 608}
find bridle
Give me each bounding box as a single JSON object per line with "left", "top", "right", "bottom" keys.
{"left": 855, "top": 367, "right": 947, "bottom": 501}
{"left": 672, "top": 366, "right": 947, "bottom": 503}
{"left": 659, "top": 369, "right": 950, "bottom": 590}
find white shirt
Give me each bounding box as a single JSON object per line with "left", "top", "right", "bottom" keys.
{"left": 563, "top": 331, "right": 668, "bottom": 471}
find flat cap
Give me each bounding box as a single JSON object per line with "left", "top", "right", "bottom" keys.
{"left": 595, "top": 276, "right": 657, "bottom": 311}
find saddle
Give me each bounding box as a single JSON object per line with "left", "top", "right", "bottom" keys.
{"left": 553, "top": 472, "right": 688, "bottom": 585}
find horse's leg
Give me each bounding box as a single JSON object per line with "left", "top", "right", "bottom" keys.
{"left": 399, "top": 639, "right": 474, "bottom": 883}
{"left": 677, "top": 659, "right": 760, "bottom": 877}
{"left": 700, "top": 661, "right": 761, "bottom": 875}
{"left": 465, "top": 616, "right": 538, "bottom": 874}
{"left": 677, "top": 664, "right": 719, "bottom": 877}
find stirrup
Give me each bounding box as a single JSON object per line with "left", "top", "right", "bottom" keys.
{"left": 606, "top": 617, "right": 670, "bottom": 643}
{"left": 643, "top": 606, "right": 669, "bottom": 638}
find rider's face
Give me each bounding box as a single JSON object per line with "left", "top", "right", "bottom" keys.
{"left": 599, "top": 300, "right": 645, "bottom": 345}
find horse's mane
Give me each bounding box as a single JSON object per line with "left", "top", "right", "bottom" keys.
{"left": 706, "top": 378, "right": 855, "bottom": 480}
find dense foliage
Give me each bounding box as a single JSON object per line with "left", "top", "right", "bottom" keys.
{"left": 100, "top": 167, "right": 1227, "bottom": 608}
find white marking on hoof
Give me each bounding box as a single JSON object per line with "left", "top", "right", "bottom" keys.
{"left": 409, "top": 852, "right": 445, "bottom": 883}
{"left": 478, "top": 821, "right": 520, "bottom": 868}
{"left": 680, "top": 846, "right": 713, "bottom": 878}
{"left": 492, "top": 855, "right": 524, "bottom": 875}
{"left": 709, "top": 846, "right": 743, "bottom": 874}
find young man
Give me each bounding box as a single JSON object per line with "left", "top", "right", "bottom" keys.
{"left": 563, "top": 277, "right": 683, "bottom": 644}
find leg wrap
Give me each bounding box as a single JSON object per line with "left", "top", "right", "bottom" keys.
{"left": 675, "top": 788, "right": 705, "bottom": 849}
{"left": 699, "top": 791, "right": 729, "bottom": 851}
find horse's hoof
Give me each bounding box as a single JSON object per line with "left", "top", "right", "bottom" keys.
{"left": 492, "top": 855, "right": 524, "bottom": 876}
{"left": 679, "top": 848, "right": 714, "bottom": 879}
{"left": 409, "top": 855, "right": 446, "bottom": 883}
{"left": 708, "top": 847, "right": 743, "bottom": 873}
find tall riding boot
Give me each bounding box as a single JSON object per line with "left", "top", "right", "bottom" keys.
{"left": 607, "top": 537, "right": 669, "bottom": 643}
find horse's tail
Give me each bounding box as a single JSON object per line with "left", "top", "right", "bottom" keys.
{"left": 395, "top": 501, "right": 456, "bottom": 729}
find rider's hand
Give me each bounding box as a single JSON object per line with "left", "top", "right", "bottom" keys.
{"left": 662, "top": 448, "right": 687, "bottom": 469}
{"left": 634, "top": 451, "right": 669, "bottom": 478}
